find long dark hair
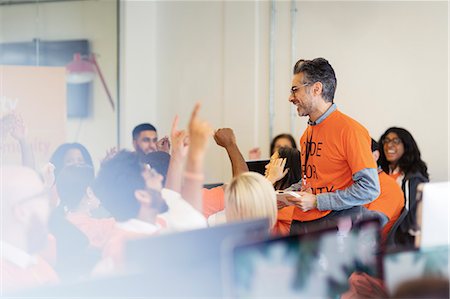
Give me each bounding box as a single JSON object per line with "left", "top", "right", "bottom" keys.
{"left": 49, "top": 143, "right": 94, "bottom": 178}
{"left": 273, "top": 147, "right": 302, "bottom": 190}
{"left": 270, "top": 134, "right": 297, "bottom": 155}
{"left": 378, "top": 127, "right": 429, "bottom": 179}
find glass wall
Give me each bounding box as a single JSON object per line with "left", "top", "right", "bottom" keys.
{"left": 0, "top": 0, "right": 119, "bottom": 171}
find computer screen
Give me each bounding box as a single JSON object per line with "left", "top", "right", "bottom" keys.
{"left": 383, "top": 245, "right": 449, "bottom": 295}
{"left": 224, "top": 219, "right": 381, "bottom": 299}
{"left": 246, "top": 160, "right": 270, "bottom": 175}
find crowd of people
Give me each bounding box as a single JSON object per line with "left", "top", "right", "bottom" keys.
{"left": 1, "top": 58, "right": 435, "bottom": 296}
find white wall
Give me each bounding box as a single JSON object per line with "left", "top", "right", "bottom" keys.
{"left": 122, "top": 0, "right": 448, "bottom": 183}
{"left": 0, "top": 0, "right": 118, "bottom": 169}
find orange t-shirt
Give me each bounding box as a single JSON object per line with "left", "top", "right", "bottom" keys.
{"left": 365, "top": 171, "right": 404, "bottom": 239}
{"left": 1, "top": 256, "right": 59, "bottom": 293}
{"left": 294, "top": 110, "right": 376, "bottom": 222}
{"left": 66, "top": 213, "right": 116, "bottom": 250}
{"left": 273, "top": 207, "right": 295, "bottom": 236}
{"left": 202, "top": 187, "right": 225, "bottom": 218}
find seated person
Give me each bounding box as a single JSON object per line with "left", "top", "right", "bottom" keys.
{"left": 53, "top": 164, "right": 116, "bottom": 250}
{"left": 249, "top": 133, "right": 297, "bottom": 160}
{"left": 93, "top": 104, "right": 210, "bottom": 275}
{"left": 1, "top": 166, "right": 58, "bottom": 292}
{"left": 132, "top": 123, "right": 170, "bottom": 156}
{"left": 264, "top": 147, "right": 302, "bottom": 235}
{"left": 378, "top": 127, "right": 429, "bottom": 247}
{"left": 364, "top": 139, "right": 404, "bottom": 243}
{"left": 224, "top": 172, "right": 278, "bottom": 231}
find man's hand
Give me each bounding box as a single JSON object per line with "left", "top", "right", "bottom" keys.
{"left": 156, "top": 136, "right": 171, "bottom": 153}
{"left": 285, "top": 191, "right": 318, "bottom": 212}
{"left": 214, "top": 128, "right": 236, "bottom": 149}
{"left": 170, "top": 115, "right": 189, "bottom": 160}
{"left": 277, "top": 200, "right": 288, "bottom": 210}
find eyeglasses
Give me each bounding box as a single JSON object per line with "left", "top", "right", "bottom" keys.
{"left": 382, "top": 137, "right": 402, "bottom": 145}
{"left": 290, "top": 82, "right": 310, "bottom": 95}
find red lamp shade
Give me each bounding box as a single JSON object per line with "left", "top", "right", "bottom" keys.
{"left": 66, "top": 52, "right": 115, "bottom": 110}
{"left": 66, "top": 53, "right": 96, "bottom": 84}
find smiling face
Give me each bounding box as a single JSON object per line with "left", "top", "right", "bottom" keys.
{"left": 288, "top": 73, "right": 315, "bottom": 118}
{"left": 382, "top": 132, "right": 405, "bottom": 167}
{"left": 133, "top": 130, "right": 158, "bottom": 155}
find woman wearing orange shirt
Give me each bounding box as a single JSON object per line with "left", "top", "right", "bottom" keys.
{"left": 378, "top": 127, "right": 429, "bottom": 247}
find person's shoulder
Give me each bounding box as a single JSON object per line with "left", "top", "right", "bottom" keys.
{"left": 405, "top": 170, "right": 429, "bottom": 183}
{"left": 379, "top": 171, "right": 403, "bottom": 193}
{"left": 329, "top": 110, "right": 369, "bottom": 137}
{"left": 333, "top": 110, "right": 366, "bottom": 128}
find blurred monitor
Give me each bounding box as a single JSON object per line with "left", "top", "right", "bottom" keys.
{"left": 15, "top": 219, "right": 270, "bottom": 298}
{"left": 125, "top": 218, "right": 270, "bottom": 297}
{"left": 223, "top": 218, "right": 381, "bottom": 299}
{"left": 383, "top": 246, "right": 449, "bottom": 295}
{"left": 417, "top": 182, "right": 450, "bottom": 248}
{"left": 246, "top": 160, "right": 269, "bottom": 175}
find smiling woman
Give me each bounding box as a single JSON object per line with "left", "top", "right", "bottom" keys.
{"left": 378, "top": 127, "right": 429, "bottom": 247}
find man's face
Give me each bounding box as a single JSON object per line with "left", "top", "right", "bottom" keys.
{"left": 133, "top": 130, "right": 158, "bottom": 155}
{"left": 288, "top": 73, "right": 315, "bottom": 117}
{"left": 141, "top": 165, "right": 168, "bottom": 213}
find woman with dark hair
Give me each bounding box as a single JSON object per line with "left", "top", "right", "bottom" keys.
{"left": 378, "top": 127, "right": 429, "bottom": 247}
{"left": 49, "top": 143, "right": 94, "bottom": 178}
{"left": 249, "top": 133, "right": 297, "bottom": 160}
{"left": 265, "top": 147, "right": 302, "bottom": 235}
{"left": 270, "top": 134, "right": 297, "bottom": 156}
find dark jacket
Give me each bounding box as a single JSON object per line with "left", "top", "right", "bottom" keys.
{"left": 396, "top": 171, "right": 429, "bottom": 246}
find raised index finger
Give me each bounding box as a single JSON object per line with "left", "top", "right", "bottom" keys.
{"left": 189, "top": 102, "right": 201, "bottom": 124}
{"left": 171, "top": 115, "right": 179, "bottom": 135}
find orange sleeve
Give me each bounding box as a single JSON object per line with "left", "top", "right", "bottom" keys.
{"left": 365, "top": 172, "right": 405, "bottom": 239}
{"left": 202, "top": 187, "right": 225, "bottom": 218}
{"left": 343, "top": 123, "right": 377, "bottom": 175}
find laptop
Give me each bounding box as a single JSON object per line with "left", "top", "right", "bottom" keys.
{"left": 124, "top": 218, "right": 271, "bottom": 297}
{"left": 246, "top": 159, "right": 269, "bottom": 175}
{"left": 417, "top": 182, "right": 450, "bottom": 248}
{"left": 223, "top": 218, "right": 382, "bottom": 299}
{"left": 383, "top": 245, "right": 449, "bottom": 295}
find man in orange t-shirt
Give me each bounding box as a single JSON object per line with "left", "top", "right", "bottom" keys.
{"left": 365, "top": 139, "right": 404, "bottom": 241}
{"left": 286, "top": 58, "right": 381, "bottom": 234}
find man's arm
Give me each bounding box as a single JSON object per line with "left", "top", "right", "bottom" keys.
{"left": 289, "top": 168, "right": 380, "bottom": 212}
{"left": 214, "top": 128, "right": 248, "bottom": 178}
{"left": 316, "top": 168, "right": 380, "bottom": 211}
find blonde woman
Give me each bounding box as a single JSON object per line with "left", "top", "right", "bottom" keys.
{"left": 208, "top": 172, "right": 277, "bottom": 230}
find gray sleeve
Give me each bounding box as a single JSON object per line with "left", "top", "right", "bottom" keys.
{"left": 285, "top": 181, "right": 303, "bottom": 192}
{"left": 316, "top": 168, "right": 380, "bottom": 211}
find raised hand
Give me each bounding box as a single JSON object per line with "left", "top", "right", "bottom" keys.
{"left": 188, "top": 103, "right": 213, "bottom": 153}
{"left": 156, "top": 136, "right": 171, "bottom": 153}
{"left": 170, "top": 115, "right": 189, "bottom": 160}
{"left": 214, "top": 128, "right": 236, "bottom": 149}
{"left": 265, "top": 152, "right": 289, "bottom": 184}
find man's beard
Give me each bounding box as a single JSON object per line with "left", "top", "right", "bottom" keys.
{"left": 147, "top": 189, "right": 169, "bottom": 214}
{"left": 26, "top": 215, "right": 49, "bottom": 254}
